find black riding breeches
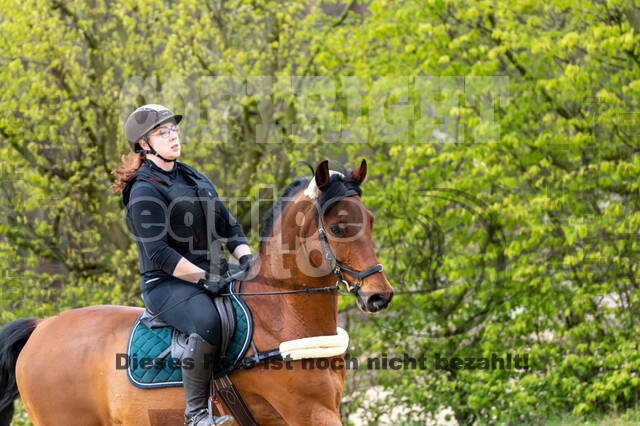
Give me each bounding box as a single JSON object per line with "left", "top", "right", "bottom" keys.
{"left": 141, "top": 276, "right": 222, "bottom": 347}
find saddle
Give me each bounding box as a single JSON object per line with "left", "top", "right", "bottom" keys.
{"left": 138, "top": 263, "right": 244, "bottom": 368}
{"left": 126, "top": 273, "right": 255, "bottom": 387}
{"left": 139, "top": 294, "right": 236, "bottom": 368}
{"left": 139, "top": 290, "right": 236, "bottom": 368}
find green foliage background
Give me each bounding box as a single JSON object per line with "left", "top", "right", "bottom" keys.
{"left": 1, "top": 0, "right": 640, "bottom": 424}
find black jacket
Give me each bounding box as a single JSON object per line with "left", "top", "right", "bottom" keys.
{"left": 122, "top": 160, "right": 248, "bottom": 276}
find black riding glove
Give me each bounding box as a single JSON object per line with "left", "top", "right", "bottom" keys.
{"left": 197, "top": 272, "right": 226, "bottom": 295}
{"left": 239, "top": 254, "right": 253, "bottom": 272}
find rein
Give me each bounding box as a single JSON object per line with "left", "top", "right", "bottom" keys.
{"left": 222, "top": 193, "right": 383, "bottom": 297}
{"left": 238, "top": 194, "right": 384, "bottom": 296}
{"left": 142, "top": 193, "right": 384, "bottom": 323}
{"left": 218, "top": 266, "right": 341, "bottom": 297}
{"left": 222, "top": 283, "right": 340, "bottom": 297}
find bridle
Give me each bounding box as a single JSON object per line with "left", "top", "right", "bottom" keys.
{"left": 140, "top": 194, "right": 384, "bottom": 324}
{"left": 316, "top": 202, "right": 383, "bottom": 295}
{"left": 228, "top": 194, "right": 383, "bottom": 297}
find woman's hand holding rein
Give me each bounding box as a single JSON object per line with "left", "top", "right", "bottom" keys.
{"left": 170, "top": 243, "right": 253, "bottom": 284}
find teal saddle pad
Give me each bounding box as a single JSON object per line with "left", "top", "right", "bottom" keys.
{"left": 125, "top": 282, "right": 253, "bottom": 389}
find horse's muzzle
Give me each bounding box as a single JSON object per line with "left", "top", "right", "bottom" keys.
{"left": 357, "top": 290, "right": 394, "bottom": 313}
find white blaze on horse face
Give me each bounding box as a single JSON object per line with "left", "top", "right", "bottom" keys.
{"left": 303, "top": 170, "right": 345, "bottom": 199}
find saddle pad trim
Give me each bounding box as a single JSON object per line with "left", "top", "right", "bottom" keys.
{"left": 125, "top": 313, "right": 184, "bottom": 389}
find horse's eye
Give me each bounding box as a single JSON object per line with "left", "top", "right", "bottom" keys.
{"left": 329, "top": 225, "right": 345, "bottom": 236}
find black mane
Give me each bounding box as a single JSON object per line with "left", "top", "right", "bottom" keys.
{"left": 258, "top": 170, "right": 363, "bottom": 251}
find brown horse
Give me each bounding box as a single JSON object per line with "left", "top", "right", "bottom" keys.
{"left": 0, "top": 159, "right": 393, "bottom": 426}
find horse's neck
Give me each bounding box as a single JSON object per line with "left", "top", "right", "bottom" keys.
{"left": 243, "top": 266, "right": 339, "bottom": 343}
{"left": 247, "top": 189, "right": 340, "bottom": 342}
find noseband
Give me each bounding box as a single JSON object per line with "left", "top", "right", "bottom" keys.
{"left": 316, "top": 196, "right": 383, "bottom": 295}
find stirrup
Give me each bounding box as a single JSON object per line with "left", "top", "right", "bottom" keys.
{"left": 187, "top": 408, "right": 234, "bottom": 426}
{"left": 214, "top": 415, "right": 234, "bottom": 426}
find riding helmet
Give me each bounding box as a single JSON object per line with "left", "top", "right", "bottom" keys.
{"left": 124, "top": 104, "right": 183, "bottom": 152}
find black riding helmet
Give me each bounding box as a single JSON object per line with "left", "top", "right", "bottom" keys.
{"left": 124, "top": 104, "right": 183, "bottom": 162}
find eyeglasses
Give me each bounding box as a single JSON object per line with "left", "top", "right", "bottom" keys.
{"left": 150, "top": 125, "right": 180, "bottom": 138}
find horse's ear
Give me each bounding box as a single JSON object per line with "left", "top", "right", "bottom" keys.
{"left": 350, "top": 158, "right": 367, "bottom": 184}
{"left": 315, "top": 160, "right": 330, "bottom": 190}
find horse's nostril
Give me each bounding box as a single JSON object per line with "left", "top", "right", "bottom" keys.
{"left": 367, "top": 293, "right": 390, "bottom": 311}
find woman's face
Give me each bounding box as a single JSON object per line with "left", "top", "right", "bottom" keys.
{"left": 142, "top": 121, "right": 181, "bottom": 160}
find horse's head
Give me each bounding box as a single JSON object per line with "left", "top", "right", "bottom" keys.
{"left": 293, "top": 159, "right": 394, "bottom": 313}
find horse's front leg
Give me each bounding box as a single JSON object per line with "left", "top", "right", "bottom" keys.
{"left": 233, "top": 357, "right": 346, "bottom": 425}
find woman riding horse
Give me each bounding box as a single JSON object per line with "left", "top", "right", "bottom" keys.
{"left": 0, "top": 152, "right": 393, "bottom": 425}
{"left": 111, "top": 104, "right": 252, "bottom": 426}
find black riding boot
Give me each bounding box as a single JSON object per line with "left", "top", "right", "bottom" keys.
{"left": 182, "top": 333, "right": 234, "bottom": 426}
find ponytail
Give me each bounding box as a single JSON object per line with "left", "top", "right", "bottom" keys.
{"left": 110, "top": 152, "right": 146, "bottom": 193}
